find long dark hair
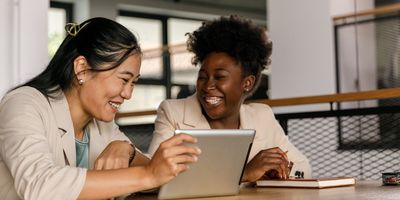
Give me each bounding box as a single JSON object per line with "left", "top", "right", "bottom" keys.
{"left": 18, "top": 17, "right": 141, "bottom": 98}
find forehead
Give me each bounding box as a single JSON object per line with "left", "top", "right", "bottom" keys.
{"left": 201, "top": 52, "right": 242, "bottom": 72}
{"left": 116, "top": 54, "right": 141, "bottom": 74}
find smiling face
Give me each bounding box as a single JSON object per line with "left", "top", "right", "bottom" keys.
{"left": 196, "top": 52, "right": 254, "bottom": 123}
{"left": 78, "top": 54, "right": 141, "bottom": 122}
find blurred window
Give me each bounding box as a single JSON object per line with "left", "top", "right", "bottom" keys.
{"left": 117, "top": 12, "right": 203, "bottom": 124}
{"left": 48, "top": 1, "right": 72, "bottom": 59}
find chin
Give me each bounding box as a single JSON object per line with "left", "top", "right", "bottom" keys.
{"left": 96, "top": 114, "right": 115, "bottom": 122}
{"left": 204, "top": 110, "right": 223, "bottom": 120}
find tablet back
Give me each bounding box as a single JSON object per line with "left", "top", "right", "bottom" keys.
{"left": 158, "top": 129, "right": 255, "bottom": 200}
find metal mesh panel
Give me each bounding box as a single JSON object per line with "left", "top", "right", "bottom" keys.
{"left": 287, "top": 112, "right": 400, "bottom": 180}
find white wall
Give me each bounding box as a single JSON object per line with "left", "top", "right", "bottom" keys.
{"left": 0, "top": 0, "right": 48, "bottom": 97}
{"left": 268, "top": 0, "right": 375, "bottom": 113}
{"left": 0, "top": 0, "right": 13, "bottom": 96}
{"left": 268, "top": 0, "right": 336, "bottom": 113}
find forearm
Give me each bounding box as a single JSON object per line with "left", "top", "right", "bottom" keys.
{"left": 78, "top": 166, "right": 154, "bottom": 200}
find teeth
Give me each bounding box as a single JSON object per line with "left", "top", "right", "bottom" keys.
{"left": 109, "top": 102, "right": 120, "bottom": 110}
{"left": 205, "top": 97, "right": 222, "bottom": 105}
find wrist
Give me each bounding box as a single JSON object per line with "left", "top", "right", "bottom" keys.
{"left": 127, "top": 166, "right": 158, "bottom": 191}
{"left": 123, "top": 140, "right": 136, "bottom": 163}
{"left": 241, "top": 166, "right": 250, "bottom": 182}
{"left": 142, "top": 165, "right": 159, "bottom": 189}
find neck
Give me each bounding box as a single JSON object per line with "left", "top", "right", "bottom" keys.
{"left": 206, "top": 108, "right": 241, "bottom": 129}
{"left": 64, "top": 88, "right": 91, "bottom": 140}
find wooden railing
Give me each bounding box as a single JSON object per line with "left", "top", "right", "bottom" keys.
{"left": 115, "top": 88, "right": 400, "bottom": 118}
{"left": 333, "top": 3, "right": 400, "bottom": 21}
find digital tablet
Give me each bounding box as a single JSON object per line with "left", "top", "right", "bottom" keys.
{"left": 158, "top": 129, "right": 255, "bottom": 200}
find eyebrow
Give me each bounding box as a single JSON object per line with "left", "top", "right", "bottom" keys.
{"left": 215, "top": 68, "right": 229, "bottom": 72}
{"left": 120, "top": 70, "right": 140, "bottom": 79}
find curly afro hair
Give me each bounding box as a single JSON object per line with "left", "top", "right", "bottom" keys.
{"left": 186, "top": 15, "right": 272, "bottom": 95}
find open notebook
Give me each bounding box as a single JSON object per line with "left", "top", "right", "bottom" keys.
{"left": 256, "top": 177, "right": 356, "bottom": 189}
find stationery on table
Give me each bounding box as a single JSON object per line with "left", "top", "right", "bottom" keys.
{"left": 257, "top": 151, "right": 355, "bottom": 189}
{"left": 256, "top": 177, "right": 356, "bottom": 189}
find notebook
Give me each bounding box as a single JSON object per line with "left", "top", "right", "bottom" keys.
{"left": 158, "top": 129, "right": 255, "bottom": 200}
{"left": 256, "top": 177, "right": 356, "bottom": 189}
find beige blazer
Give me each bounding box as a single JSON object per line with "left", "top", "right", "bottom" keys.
{"left": 0, "top": 87, "right": 131, "bottom": 200}
{"left": 148, "top": 94, "right": 312, "bottom": 178}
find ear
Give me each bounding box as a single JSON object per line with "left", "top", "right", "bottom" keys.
{"left": 243, "top": 75, "right": 256, "bottom": 92}
{"left": 73, "top": 56, "right": 88, "bottom": 81}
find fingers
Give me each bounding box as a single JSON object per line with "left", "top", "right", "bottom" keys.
{"left": 260, "top": 157, "right": 288, "bottom": 179}
{"left": 160, "top": 144, "right": 202, "bottom": 158}
{"left": 160, "top": 133, "right": 198, "bottom": 148}
{"left": 156, "top": 139, "right": 201, "bottom": 174}
{"left": 147, "top": 134, "right": 202, "bottom": 186}
{"left": 261, "top": 147, "right": 288, "bottom": 161}
{"left": 94, "top": 157, "right": 129, "bottom": 170}
{"left": 246, "top": 147, "right": 291, "bottom": 181}
{"left": 168, "top": 155, "right": 198, "bottom": 176}
{"left": 169, "top": 154, "right": 199, "bottom": 165}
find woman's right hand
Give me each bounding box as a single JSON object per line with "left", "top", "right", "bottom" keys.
{"left": 144, "top": 133, "right": 202, "bottom": 187}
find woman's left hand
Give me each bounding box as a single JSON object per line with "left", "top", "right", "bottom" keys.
{"left": 94, "top": 140, "right": 134, "bottom": 170}
{"left": 241, "top": 147, "right": 290, "bottom": 182}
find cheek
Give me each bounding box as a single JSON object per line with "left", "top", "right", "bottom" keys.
{"left": 83, "top": 80, "right": 119, "bottom": 103}
{"left": 196, "top": 79, "right": 203, "bottom": 89}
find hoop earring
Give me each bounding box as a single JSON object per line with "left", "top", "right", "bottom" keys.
{"left": 78, "top": 79, "right": 84, "bottom": 85}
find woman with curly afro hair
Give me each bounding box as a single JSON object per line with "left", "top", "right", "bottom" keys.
{"left": 149, "top": 15, "right": 311, "bottom": 182}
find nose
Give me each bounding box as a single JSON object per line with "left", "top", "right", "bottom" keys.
{"left": 205, "top": 78, "right": 216, "bottom": 91}
{"left": 121, "top": 85, "right": 133, "bottom": 100}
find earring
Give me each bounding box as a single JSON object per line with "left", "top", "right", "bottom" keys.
{"left": 245, "top": 88, "right": 250, "bottom": 92}
{"left": 78, "top": 79, "right": 84, "bottom": 85}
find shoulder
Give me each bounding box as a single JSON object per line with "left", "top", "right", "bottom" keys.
{"left": 2, "top": 86, "right": 46, "bottom": 103}
{"left": 0, "top": 87, "right": 52, "bottom": 130}
{"left": 243, "top": 103, "right": 275, "bottom": 116}
{"left": 1, "top": 86, "right": 49, "bottom": 112}
{"left": 159, "top": 98, "right": 185, "bottom": 108}
{"left": 158, "top": 98, "right": 187, "bottom": 113}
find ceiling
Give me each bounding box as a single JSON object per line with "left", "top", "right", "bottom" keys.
{"left": 171, "top": 0, "right": 266, "bottom": 15}
{"left": 121, "top": 0, "right": 267, "bottom": 25}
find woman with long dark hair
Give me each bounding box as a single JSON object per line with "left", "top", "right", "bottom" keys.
{"left": 0, "top": 17, "right": 200, "bottom": 200}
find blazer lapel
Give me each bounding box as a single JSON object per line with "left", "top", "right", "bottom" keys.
{"left": 49, "top": 91, "right": 76, "bottom": 166}
{"left": 239, "top": 104, "right": 255, "bottom": 130}
{"left": 182, "top": 94, "right": 210, "bottom": 129}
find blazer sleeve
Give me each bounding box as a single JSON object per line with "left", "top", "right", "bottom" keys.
{"left": 147, "top": 100, "right": 176, "bottom": 156}
{"left": 260, "top": 105, "right": 312, "bottom": 178}
{"left": 0, "top": 93, "right": 86, "bottom": 200}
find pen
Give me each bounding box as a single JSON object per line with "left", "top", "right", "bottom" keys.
{"left": 284, "top": 151, "right": 293, "bottom": 179}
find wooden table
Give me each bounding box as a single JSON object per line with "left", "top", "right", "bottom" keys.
{"left": 126, "top": 181, "right": 400, "bottom": 200}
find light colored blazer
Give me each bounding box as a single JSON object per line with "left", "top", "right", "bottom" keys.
{"left": 148, "top": 94, "right": 312, "bottom": 178}
{"left": 0, "top": 87, "right": 130, "bottom": 200}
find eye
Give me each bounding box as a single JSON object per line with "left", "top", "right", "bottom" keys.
{"left": 197, "top": 75, "right": 206, "bottom": 80}
{"left": 215, "top": 75, "right": 227, "bottom": 80}
{"left": 121, "top": 78, "right": 129, "bottom": 84}
{"left": 197, "top": 73, "right": 207, "bottom": 80}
